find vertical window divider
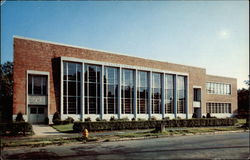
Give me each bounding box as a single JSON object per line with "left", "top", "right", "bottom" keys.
{"left": 76, "top": 64, "right": 78, "bottom": 115}
{"left": 162, "top": 73, "right": 165, "bottom": 118}
{"left": 100, "top": 65, "right": 104, "bottom": 119}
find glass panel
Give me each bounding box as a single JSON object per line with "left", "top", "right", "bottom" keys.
{"left": 84, "top": 64, "right": 101, "bottom": 114}
{"left": 33, "top": 76, "right": 42, "bottom": 95}
{"left": 166, "top": 74, "right": 174, "bottom": 113}
{"left": 121, "top": 69, "right": 134, "bottom": 114}
{"left": 63, "top": 62, "right": 82, "bottom": 114}
{"left": 38, "top": 108, "right": 44, "bottom": 114}
{"left": 177, "top": 76, "right": 186, "bottom": 113}
{"left": 28, "top": 75, "right": 32, "bottom": 94}
{"left": 152, "top": 73, "right": 162, "bottom": 114}
{"left": 30, "top": 108, "right": 37, "bottom": 114}
{"left": 104, "top": 67, "right": 118, "bottom": 114}
{"left": 137, "top": 71, "right": 149, "bottom": 114}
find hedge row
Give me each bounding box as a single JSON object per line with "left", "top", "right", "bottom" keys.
{"left": 73, "top": 118, "right": 237, "bottom": 132}
{"left": 0, "top": 122, "right": 33, "bottom": 136}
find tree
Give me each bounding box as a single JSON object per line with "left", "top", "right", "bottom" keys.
{"left": 0, "top": 61, "right": 13, "bottom": 122}
{"left": 237, "top": 87, "right": 250, "bottom": 118}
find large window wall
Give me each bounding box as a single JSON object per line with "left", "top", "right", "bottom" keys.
{"left": 152, "top": 73, "right": 162, "bottom": 114}
{"left": 137, "top": 71, "right": 149, "bottom": 114}
{"left": 63, "top": 62, "right": 82, "bottom": 114}
{"left": 177, "top": 76, "right": 187, "bottom": 113}
{"left": 62, "top": 60, "right": 191, "bottom": 117}
{"left": 104, "top": 67, "right": 118, "bottom": 114}
{"left": 165, "top": 74, "right": 174, "bottom": 113}
{"left": 121, "top": 69, "right": 135, "bottom": 114}
{"left": 84, "top": 64, "right": 101, "bottom": 114}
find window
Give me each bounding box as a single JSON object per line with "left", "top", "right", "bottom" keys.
{"left": 152, "top": 73, "right": 162, "bottom": 114}
{"left": 84, "top": 64, "right": 101, "bottom": 114}
{"left": 28, "top": 75, "right": 47, "bottom": 95}
{"left": 63, "top": 62, "right": 82, "bottom": 114}
{"left": 206, "top": 103, "right": 232, "bottom": 113}
{"left": 177, "top": 76, "right": 187, "bottom": 113}
{"left": 104, "top": 67, "right": 118, "bottom": 114}
{"left": 137, "top": 71, "right": 149, "bottom": 114}
{"left": 193, "top": 88, "right": 201, "bottom": 101}
{"left": 206, "top": 82, "right": 231, "bottom": 95}
{"left": 165, "top": 74, "right": 174, "bottom": 113}
{"left": 121, "top": 69, "right": 134, "bottom": 114}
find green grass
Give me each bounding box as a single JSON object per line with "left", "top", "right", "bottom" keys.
{"left": 52, "top": 123, "right": 74, "bottom": 133}
{"left": 236, "top": 119, "right": 246, "bottom": 126}
{"left": 115, "top": 126, "right": 242, "bottom": 138}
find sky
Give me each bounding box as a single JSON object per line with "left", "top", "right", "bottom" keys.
{"left": 1, "top": 1, "right": 249, "bottom": 89}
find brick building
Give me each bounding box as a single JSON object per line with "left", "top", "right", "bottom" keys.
{"left": 13, "top": 36, "right": 237, "bottom": 124}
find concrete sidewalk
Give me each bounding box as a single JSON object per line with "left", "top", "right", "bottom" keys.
{"left": 32, "top": 125, "right": 66, "bottom": 137}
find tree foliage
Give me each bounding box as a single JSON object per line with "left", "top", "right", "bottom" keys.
{"left": 0, "top": 61, "right": 13, "bottom": 97}
{"left": 0, "top": 61, "right": 13, "bottom": 122}
{"left": 237, "top": 87, "right": 250, "bottom": 118}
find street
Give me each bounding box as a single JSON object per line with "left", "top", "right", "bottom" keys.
{"left": 2, "top": 132, "right": 249, "bottom": 159}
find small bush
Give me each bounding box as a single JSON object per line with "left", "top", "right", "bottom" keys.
{"left": 192, "top": 113, "right": 197, "bottom": 118}
{"left": 65, "top": 117, "right": 74, "bottom": 123}
{"left": 96, "top": 117, "right": 101, "bottom": 121}
{"left": 52, "top": 112, "right": 61, "bottom": 125}
{"left": 137, "top": 118, "right": 146, "bottom": 121}
{"left": 110, "top": 116, "right": 116, "bottom": 121}
{"left": 163, "top": 117, "right": 170, "bottom": 120}
{"left": 206, "top": 113, "right": 211, "bottom": 118}
{"left": 0, "top": 122, "right": 33, "bottom": 136}
{"left": 16, "top": 112, "right": 25, "bottom": 122}
{"left": 85, "top": 117, "right": 91, "bottom": 122}
{"left": 131, "top": 117, "right": 136, "bottom": 121}
{"left": 149, "top": 116, "right": 157, "bottom": 121}
{"left": 44, "top": 117, "right": 49, "bottom": 125}
{"left": 202, "top": 115, "right": 206, "bottom": 118}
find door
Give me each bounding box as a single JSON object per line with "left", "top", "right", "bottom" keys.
{"left": 29, "top": 106, "right": 46, "bottom": 124}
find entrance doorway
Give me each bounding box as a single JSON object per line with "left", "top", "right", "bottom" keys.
{"left": 29, "top": 106, "right": 46, "bottom": 124}
{"left": 193, "top": 108, "right": 201, "bottom": 118}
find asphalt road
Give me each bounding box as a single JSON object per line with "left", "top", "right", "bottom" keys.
{"left": 2, "top": 132, "right": 249, "bottom": 159}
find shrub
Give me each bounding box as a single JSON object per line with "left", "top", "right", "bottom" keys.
{"left": 163, "top": 117, "right": 170, "bottom": 120}
{"left": 85, "top": 117, "right": 91, "bottom": 122}
{"left": 206, "top": 113, "right": 211, "bottom": 118}
{"left": 110, "top": 116, "right": 116, "bottom": 121}
{"left": 44, "top": 117, "right": 49, "bottom": 125}
{"left": 52, "top": 112, "right": 61, "bottom": 125}
{"left": 149, "top": 116, "right": 157, "bottom": 121}
{"left": 96, "top": 117, "right": 101, "bottom": 121}
{"left": 192, "top": 113, "right": 197, "bottom": 118}
{"left": 131, "top": 117, "right": 136, "bottom": 121}
{"left": 65, "top": 117, "right": 74, "bottom": 123}
{"left": 16, "top": 112, "right": 25, "bottom": 122}
{"left": 73, "top": 118, "right": 237, "bottom": 132}
{"left": 138, "top": 118, "right": 146, "bottom": 121}
{"left": 0, "top": 122, "right": 33, "bottom": 136}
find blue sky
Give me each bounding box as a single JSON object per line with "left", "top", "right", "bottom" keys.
{"left": 1, "top": 1, "right": 249, "bottom": 88}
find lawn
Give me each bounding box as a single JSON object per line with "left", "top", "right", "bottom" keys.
{"left": 52, "top": 123, "right": 74, "bottom": 133}
{"left": 236, "top": 119, "right": 246, "bottom": 126}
